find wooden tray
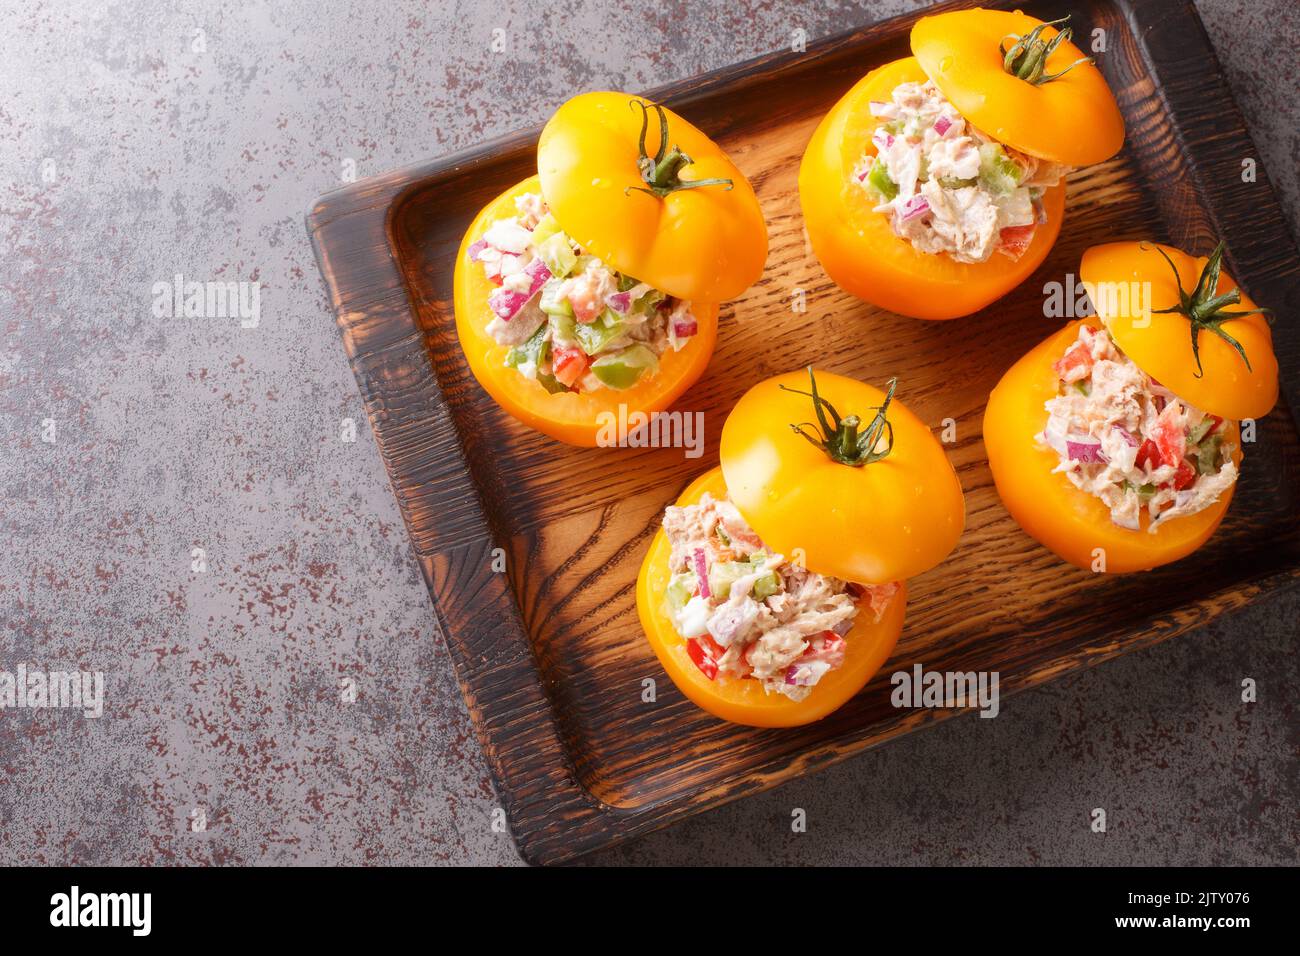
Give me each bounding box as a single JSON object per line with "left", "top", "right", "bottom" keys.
{"left": 307, "top": 0, "right": 1300, "bottom": 864}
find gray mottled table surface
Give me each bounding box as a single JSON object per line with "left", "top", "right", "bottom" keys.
{"left": 1, "top": 0, "right": 1296, "bottom": 866}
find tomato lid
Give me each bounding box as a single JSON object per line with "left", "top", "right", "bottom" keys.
{"left": 719, "top": 369, "right": 965, "bottom": 584}
{"left": 910, "top": 9, "right": 1124, "bottom": 166}
{"left": 537, "top": 91, "right": 766, "bottom": 302}
{"left": 1080, "top": 242, "right": 1278, "bottom": 421}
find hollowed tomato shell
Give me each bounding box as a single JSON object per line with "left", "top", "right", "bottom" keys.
{"left": 453, "top": 175, "right": 718, "bottom": 447}
{"left": 636, "top": 466, "right": 907, "bottom": 728}
{"left": 983, "top": 318, "right": 1243, "bottom": 573}
{"left": 799, "top": 56, "right": 1065, "bottom": 320}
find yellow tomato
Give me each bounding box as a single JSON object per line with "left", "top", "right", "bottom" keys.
{"left": 538, "top": 91, "right": 766, "bottom": 302}
{"left": 799, "top": 56, "right": 1066, "bottom": 320}
{"left": 636, "top": 466, "right": 907, "bottom": 728}
{"left": 453, "top": 176, "right": 718, "bottom": 446}
{"left": 984, "top": 318, "right": 1244, "bottom": 573}
{"left": 719, "top": 368, "right": 965, "bottom": 583}
{"left": 912, "top": 9, "right": 1124, "bottom": 165}
{"left": 1081, "top": 242, "right": 1278, "bottom": 421}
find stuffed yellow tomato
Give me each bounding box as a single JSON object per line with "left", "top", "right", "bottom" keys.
{"left": 453, "top": 93, "right": 766, "bottom": 446}
{"left": 637, "top": 369, "right": 964, "bottom": 727}
{"left": 800, "top": 10, "right": 1123, "bottom": 320}
{"left": 985, "top": 241, "right": 1278, "bottom": 573}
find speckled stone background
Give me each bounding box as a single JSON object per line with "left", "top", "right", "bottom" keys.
{"left": 1, "top": 0, "right": 1296, "bottom": 866}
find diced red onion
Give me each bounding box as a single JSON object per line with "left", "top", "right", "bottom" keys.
{"left": 487, "top": 257, "right": 552, "bottom": 321}
{"left": 606, "top": 290, "right": 632, "bottom": 314}
{"left": 899, "top": 195, "right": 930, "bottom": 221}
{"left": 831, "top": 618, "right": 853, "bottom": 637}
{"left": 466, "top": 239, "right": 489, "bottom": 262}
{"left": 1113, "top": 424, "right": 1139, "bottom": 447}
{"left": 692, "top": 548, "right": 710, "bottom": 599}
{"left": 933, "top": 116, "right": 952, "bottom": 136}
{"left": 1174, "top": 490, "right": 1197, "bottom": 509}
{"left": 1066, "top": 438, "right": 1106, "bottom": 463}
{"left": 672, "top": 317, "right": 698, "bottom": 339}
{"left": 871, "top": 129, "right": 895, "bottom": 152}
{"left": 785, "top": 660, "right": 832, "bottom": 687}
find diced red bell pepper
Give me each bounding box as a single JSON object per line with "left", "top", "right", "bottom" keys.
{"left": 552, "top": 347, "right": 588, "bottom": 388}
{"left": 1053, "top": 342, "right": 1094, "bottom": 382}
{"left": 998, "top": 224, "right": 1036, "bottom": 260}
{"left": 1135, "top": 439, "right": 1160, "bottom": 471}
{"left": 686, "top": 637, "right": 718, "bottom": 680}
{"left": 1152, "top": 410, "right": 1186, "bottom": 466}
{"left": 1173, "top": 459, "right": 1197, "bottom": 491}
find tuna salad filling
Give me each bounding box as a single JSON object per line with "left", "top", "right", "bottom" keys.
{"left": 1039, "top": 325, "right": 1238, "bottom": 532}
{"left": 661, "top": 492, "right": 898, "bottom": 701}
{"left": 856, "top": 80, "right": 1068, "bottom": 264}
{"left": 466, "top": 192, "right": 698, "bottom": 393}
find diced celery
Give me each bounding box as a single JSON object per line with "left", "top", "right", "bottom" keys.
{"left": 1196, "top": 435, "right": 1223, "bottom": 475}
{"left": 575, "top": 310, "right": 626, "bottom": 354}
{"left": 633, "top": 288, "right": 664, "bottom": 315}
{"left": 866, "top": 158, "right": 898, "bottom": 201}
{"left": 1073, "top": 381, "right": 1090, "bottom": 396}
{"left": 549, "top": 312, "right": 578, "bottom": 347}
{"left": 978, "top": 142, "right": 1023, "bottom": 195}
{"left": 751, "top": 570, "right": 779, "bottom": 601}
{"left": 530, "top": 213, "right": 561, "bottom": 247}
{"left": 666, "top": 572, "right": 695, "bottom": 613}
{"left": 536, "top": 372, "right": 569, "bottom": 395}
{"left": 707, "top": 561, "right": 750, "bottom": 601}
{"left": 1187, "top": 419, "right": 1215, "bottom": 445}
{"left": 572, "top": 254, "right": 599, "bottom": 275}
{"left": 539, "top": 280, "right": 575, "bottom": 318}
{"left": 504, "top": 324, "right": 549, "bottom": 372}
{"left": 590, "top": 344, "right": 658, "bottom": 390}
{"left": 536, "top": 233, "right": 577, "bottom": 279}
{"left": 617, "top": 274, "right": 640, "bottom": 292}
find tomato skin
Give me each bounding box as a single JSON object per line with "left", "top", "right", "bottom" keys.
{"left": 719, "top": 369, "right": 965, "bottom": 584}
{"left": 1080, "top": 242, "right": 1278, "bottom": 421}
{"left": 538, "top": 92, "right": 767, "bottom": 302}
{"left": 453, "top": 175, "right": 718, "bottom": 446}
{"left": 636, "top": 467, "right": 907, "bottom": 728}
{"left": 798, "top": 57, "right": 1066, "bottom": 321}
{"left": 983, "top": 319, "right": 1243, "bottom": 574}
{"left": 911, "top": 10, "right": 1124, "bottom": 166}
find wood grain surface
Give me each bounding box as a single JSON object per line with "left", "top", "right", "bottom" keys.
{"left": 308, "top": 0, "right": 1300, "bottom": 864}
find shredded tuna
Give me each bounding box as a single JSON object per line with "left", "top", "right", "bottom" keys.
{"left": 1038, "top": 325, "right": 1239, "bottom": 531}
{"left": 661, "top": 492, "right": 898, "bottom": 701}
{"left": 856, "top": 80, "right": 1067, "bottom": 264}
{"left": 471, "top": 192, "right": 696, "bottom": 393}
